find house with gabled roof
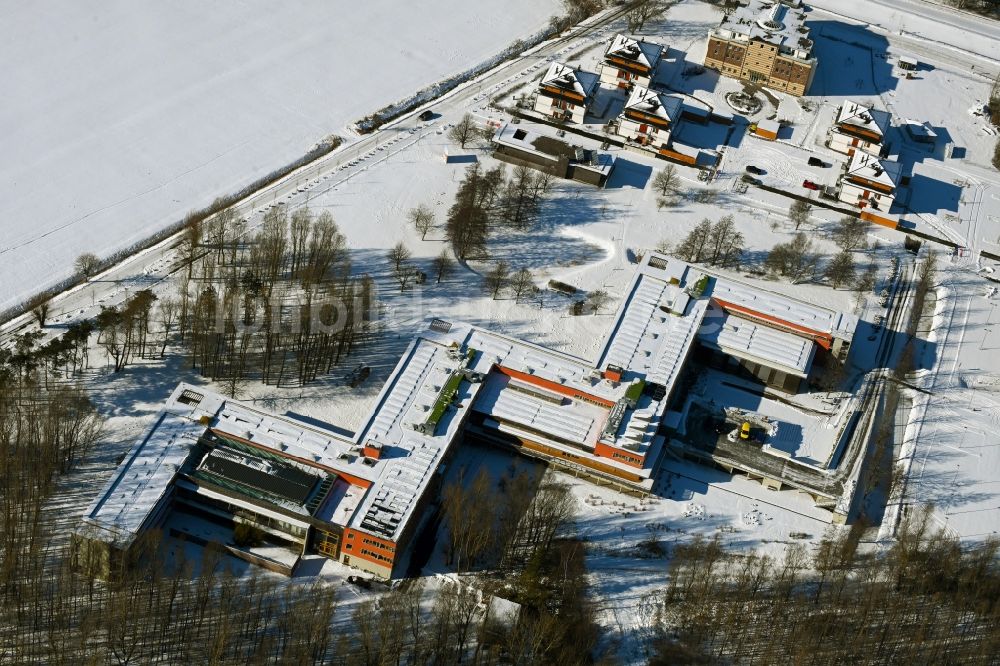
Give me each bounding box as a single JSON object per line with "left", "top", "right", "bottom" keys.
{"left": 615, "top": 85, "right": 683, "bottom": 150}
{"left": 599, "top": 34, "right": 665, "bottom": 90}
{"left": 533, "top": 62, "right": 599, "bottom": 124}
{"left": 838, "top": 151, "right": 902, "bottom": 212}
{"left": 829, "top": 100, "right": 891, "bottom": 157}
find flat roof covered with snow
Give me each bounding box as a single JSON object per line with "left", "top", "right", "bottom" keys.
{"left": 699, "top": 305, "right": 816, "bottom": 377}
{"left": 492, "top": 123, "right": 615, "bottom": 175}
{"left": 708, "top": 274, "right": 858, "bottom": 341}
{"left": 757, "top": 119, "right": 781, "bottom": 134}
{"left": 349, "top": 329, "right": 484, "bottom": 540}
{"left": 79, "top": 407, "right": 206, "bottom": 547}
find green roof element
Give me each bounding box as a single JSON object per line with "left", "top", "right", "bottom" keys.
{"left": 690, "top": 274, "right": 710, "bottom": 298}
{"left": 425, "top": 371, "right": 464, "bottom": 434}
{"left": 624, "top": 379, "right": 646, "bottom": 405}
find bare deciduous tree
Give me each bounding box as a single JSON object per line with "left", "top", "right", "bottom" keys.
{"left": 510, "top": 268, "right": 536, "bottom": 302}
{"left": 74, "top": 252, "right": 102, "bottom": 279}
{"left": 765, "top": 232, "right": 821, "bottom": 283}
{"left": 409, "top": 204, "right": 435, "bottom": 240}
{"left": 387, "top": 241, "right": 412, "bottom": 274}
{"left": 627, "top": 0, "right": 673, "bottom": 33}
{"left": 855, "top": 263, "right": 878, "bottom": 304}
{"left": 433, "top": 249, "right": 453, "bottom": 284}
{"left": 484, "top": 261, "right": 510, "bottom": 299}
{"left": 31, "top": 301, "right": 50, "bottom": 327}
{"left": 789, "top": 200, "right": 813, "bottom": 230}
{"left": 824, "top": 251, "right": 856, "bottom": 288}
{"left": 653, "top": 165, "right": 682, "bottom": 207}
{"left": 833, "top": 215, "right": 869, "bottom": 251}
{"left": 158, "top": 297, "right": 179, "bottom": 358}
{"left": 449, "top": 114, "right": 477, "bottom": 149}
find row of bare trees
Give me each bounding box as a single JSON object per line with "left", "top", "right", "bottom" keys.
{"left": 438, "top": 461, "right": 598, "bottom": 664}
{"left": 16, "top": 205, "right": 381, "bottom": 390}
{"left": 446, "top": 164, "right": 553, "bottom": 262}
{"left": 170, "top": 206, "right": 379, "bottom": 390}
{"left": 0, "top": 356, "right": 586, "bottom": 664}
{"left": 651, "top": 507, "right": 1000, "bottom": 664}
{"left": 0, "top": 357, "right": 103, "bottom": 658}
{"left": 5, "top": 524, "right": 593, "bottom": 665}
{"left": 440, "top": 464, "right": 575, "bottom": 575}
{"left": 672, "top": 215, "right": 745, "bottom": 269}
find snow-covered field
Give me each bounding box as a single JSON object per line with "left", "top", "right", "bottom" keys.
{"left": 890, "top": 264, "right": 1000, "bottom": 542}
{"left": 0, "top": 0, "right": 560, "bottom": 313}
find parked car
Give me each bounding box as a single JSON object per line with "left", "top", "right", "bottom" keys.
{"left": 807, "top": 156, "right": 825, "bottom": 167}
{"left": 347, "top": 575, "right": 372, "bottom": 590}
{"left": 418, "top": 109, "right": 435, "bottom": 121}
{"left": 802, "top": 179, "right": 820, "bottom": 190}
{"left": 745, "top": 165, "right": 765, "bottom": 175}
{"left": 741, "top": 174, "right": 763, "bottom": 185}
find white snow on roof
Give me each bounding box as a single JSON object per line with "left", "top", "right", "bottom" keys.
{"left": 845, "top": 151, "right": 902, "bottom": 189}
{"left": 492, "top": 123, "right": 615, "bottom": 175}
{"left": 493, "top": 123, "right": 559, "bottom": 162}
{"left": 699, "top": 306, "right": 816, "bottom": 376}
{"left": 313, "top": 477, "right": 364, "bottom": 526}
{"left": 605, "top": 34, "right": 664, "bottom": 70}
{"left": 715, "top": 0, "right": 813, "bottom": 56}
{"left": 836, "top": 101, "right": 891, "bottom": 139}
{"left": 463, "top": 326, "right": 671, "bottom": 465}
{"left": 902, "top": 119, "right": 937, "bottom": 140}
{"left": 757, "top": 118, "right": 781, "bottom": 134}
{"left": 624, "top": 86, "right": 682, "bottom": 125}
{"left": 473, "top": 373, "right": 606, "bottom": 449}
{"left": 597, "top": 265, "right": 708, "bottom": 398}
{"left": 709, "top": 275, "right": 858, "bottom": 339}
{"left": 349, "top": 331, "right": 482, "bottom": 540}
{"left": 540, "top": 61, "right": 599, "bottom": 98}
{"left": 79, "top": 409, "right": 204, "bottom": 547}
{"left": 79, "top": 255, "right": 860, "bottom": 551}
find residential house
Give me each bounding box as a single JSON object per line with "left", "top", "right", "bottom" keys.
{"left": 492, "top": 123, "right": 615, "bottom": 187}
{"left": 615, "top": 85, "right": 682, "bottom": 150}
{"left": 599, "top": 34, "right": 665, "bottom": 90}
{"left": 838, "top": 151, "right": 902, "bottom": 212}
{"left": 533, "top": 62, "right": 599, "bottom": 124}
{"left": 829, "top": 100, "right": 891, "bottom": 157}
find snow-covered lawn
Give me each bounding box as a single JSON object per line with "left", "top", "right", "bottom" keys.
{"left": 0, "top": 0, "right": 560, "bottom": 312}
{"left": 894, "top": 263, "right": 1000, "bottom": 542}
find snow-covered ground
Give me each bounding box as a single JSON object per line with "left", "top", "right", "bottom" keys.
{"left": 6, "top": 0, "right": 1000, "bottom": 661}
{"left": 807, "top": 0, "right": 1000, "bottom": 64}
{"left": 10, "top": 0, "right": 980, "bottom": 550}
{"left": 0, "top": 0, "right": 561, "bottom": 313}
{"left": 890, "top": 262, "right": 1000, "bottom": 542}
